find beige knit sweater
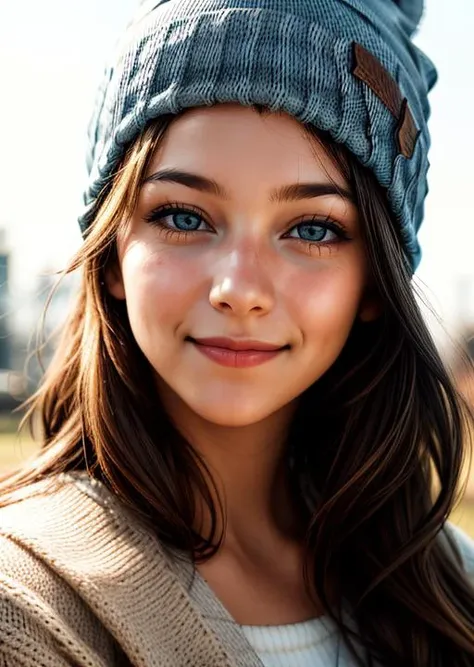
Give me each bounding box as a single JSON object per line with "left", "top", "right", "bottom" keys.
{"left": 0, "top": 471, "right": 473, "bottom": 666}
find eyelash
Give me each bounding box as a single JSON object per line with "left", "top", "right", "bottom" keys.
{"left": 143, "top": 202, "right": 207, "bottom": 242}
{"left": 143, "top": 201, "right": 352, "bottom": 249}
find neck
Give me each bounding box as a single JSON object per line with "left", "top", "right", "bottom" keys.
{"left": 160, "top": 389, "right": 305, "bottom": 549}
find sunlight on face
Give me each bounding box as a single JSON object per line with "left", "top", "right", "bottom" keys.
{"left": 109, "top": 104, "right": 373, "bottom": 427}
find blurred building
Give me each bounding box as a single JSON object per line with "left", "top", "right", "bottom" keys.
{"left": 0, "top": 229, "right": 11, "bottom": 370}
{"left": 0, "top": 256, "right": 79, "bottom": 412}
{"left": 14, "top": 269, "right": 78, "bottom": 391}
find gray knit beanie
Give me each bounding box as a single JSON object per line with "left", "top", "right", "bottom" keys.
{"left": 81, "top": 0, "right": 437, "bottom": 271}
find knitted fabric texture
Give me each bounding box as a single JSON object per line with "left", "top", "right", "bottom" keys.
{"left": 80, "top": 0, "right": 437, "bottom": 271}
{"left": 1, "top": 472, "right": 473, "bottom": 666}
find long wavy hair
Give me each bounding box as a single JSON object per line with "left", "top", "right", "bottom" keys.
{"left": 1, "top": 110, "right": 474, "bottom": 666}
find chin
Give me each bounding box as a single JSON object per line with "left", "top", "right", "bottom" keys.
{"left": 187, "top": 397, "right": 279, "bottom": 428}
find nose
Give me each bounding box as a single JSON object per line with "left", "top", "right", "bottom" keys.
{"left": 209, "top": 248, "right": 275, "bottom": 317}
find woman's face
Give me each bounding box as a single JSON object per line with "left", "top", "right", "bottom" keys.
{"left": 108, "top": 104, "right": 377, "bottom": 427}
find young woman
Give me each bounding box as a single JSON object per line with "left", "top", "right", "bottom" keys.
{"left": 1, "top": 1, "right": 473, "bottom": 665}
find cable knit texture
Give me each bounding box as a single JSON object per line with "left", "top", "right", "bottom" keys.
{"left": 0, "top": 472, "right": 473, "bottom": 666}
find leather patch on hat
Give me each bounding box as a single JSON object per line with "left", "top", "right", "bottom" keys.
{"left": 396, "top": 98, "right": 419, "bottom": 159}
{"left": 351, "top": 42, "right": 418, "bottom": 159}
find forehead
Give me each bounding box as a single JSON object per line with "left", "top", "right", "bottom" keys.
{"left": 145, "top": 103, "right": 349, "bottom": 190}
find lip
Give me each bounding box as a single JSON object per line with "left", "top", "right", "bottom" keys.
{"left": 188, "top": 336, "right": 289, "bottom": 368}
{"left": 191, "top": 337, "right": 285, "bottom": 351}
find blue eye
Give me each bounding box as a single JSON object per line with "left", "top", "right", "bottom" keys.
{"left": 144, "top": 205, "right": 209, "bottom": 232}
{"left": 170, "top": 212, "right": 203, "bottom": 231}
{"left": 287, "top": 221, "right": 339, "bottom": 243}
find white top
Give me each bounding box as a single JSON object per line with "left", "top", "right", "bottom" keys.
{"left": 240, "top": 616, "right": 340, "bottom": 666}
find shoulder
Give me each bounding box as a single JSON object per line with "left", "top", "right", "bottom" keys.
{"left": 0, "top": 533, "right": 117, "bottom": 666}
{"left": 443, "top": 521, "right": 474, "bottom": 578}
{"left": 0, "top": 471, "right": 148, "bottom": 578}
{"left": 0, "top": 471, "right": 136, "bottom": 555}
{"left": 0, "top": 473, "right": 212, "bottom": 666}
{"left": 0, "top": 473, "right": 130, "bottom": 665}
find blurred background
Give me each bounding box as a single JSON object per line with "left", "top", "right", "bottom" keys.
{"left": 0, "top": 0, "right": 473, "bottom": 535}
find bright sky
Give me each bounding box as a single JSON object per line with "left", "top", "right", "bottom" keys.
{"left": 0, "top": 0, "right": 473, "bottom": 341}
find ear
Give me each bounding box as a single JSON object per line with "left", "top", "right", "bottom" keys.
{"left": 358, "top": 287, "right": 383, "bottom": 323}
{"left": 104, "top": 262, "right": 126, "bottom": 301}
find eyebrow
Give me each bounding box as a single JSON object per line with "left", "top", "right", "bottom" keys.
{"left": 142, "top": 169, "right": 228, "bottom": 198}
{"left": 142, "top": 168, "right": 354, "bottom": 203}
{"left": 270, "top": 181, "right": 354, "bottom": 204}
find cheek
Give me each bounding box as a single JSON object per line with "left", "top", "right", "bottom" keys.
{"left": 120, "top": 243, "right": 205, "bottom": 335}
{"left": 284, "top": 262, "right": 364, "bottom": 348}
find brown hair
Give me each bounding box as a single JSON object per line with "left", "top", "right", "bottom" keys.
{"left": 1, "top": 111, "right": 474, "bottom": 665}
